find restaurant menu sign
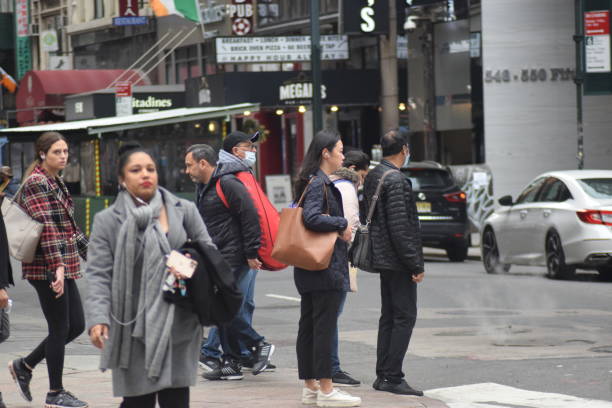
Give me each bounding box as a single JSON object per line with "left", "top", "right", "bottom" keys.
{"left": 215, "top": 35, "right": 349, "bottom": 63}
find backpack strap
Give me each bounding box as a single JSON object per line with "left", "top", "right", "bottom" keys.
{"left": 215, "top": 178, "right": 229, "bottom": 208}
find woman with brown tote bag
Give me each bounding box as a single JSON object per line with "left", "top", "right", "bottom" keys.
{"left": 292, "top": 130, "right": 361, "bottom": 408}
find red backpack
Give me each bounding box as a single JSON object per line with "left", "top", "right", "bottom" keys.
{"left": 216, "top": 172, "right": 287, "bottom": 271}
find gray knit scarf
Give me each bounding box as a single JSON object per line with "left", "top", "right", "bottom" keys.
{"left": 100, "top": 189, "right": 174, "bottom": 381}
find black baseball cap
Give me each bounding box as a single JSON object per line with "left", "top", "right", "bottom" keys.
{"left": 222, "top": 131, "right": 260, "bottom": 152}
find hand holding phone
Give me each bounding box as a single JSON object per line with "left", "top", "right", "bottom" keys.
{"left": 166, "top": 250, "right": 197, "bottom": 279}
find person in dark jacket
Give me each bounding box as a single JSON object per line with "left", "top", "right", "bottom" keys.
{"left": 0, "top": 193, "right": 13, "bottom": 408}
{"left": 184, "top": 143, "right": 274, "bottom": 381}
{"left": 364, "top": 128, "right": 425, "bottom": 396}
{"left": 293, "top": 129, "right": 361, "bottom": 408}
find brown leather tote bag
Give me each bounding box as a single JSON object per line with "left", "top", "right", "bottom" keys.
{"left": 271, "top": 178, "right": 339, "bottom": 271}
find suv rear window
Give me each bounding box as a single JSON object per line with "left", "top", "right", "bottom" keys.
{"left": 578, "top": 178, "right": 612, "bottom": 199}
{"left": 402, "top": 169, "right": 454, "bottom": 190}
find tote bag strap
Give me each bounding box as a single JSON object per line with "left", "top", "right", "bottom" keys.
{"left": 365, "top": 170, "right": 399, "bottom": 225}
{"left": 296, "top": 176, "right": 331, "bottom": 215}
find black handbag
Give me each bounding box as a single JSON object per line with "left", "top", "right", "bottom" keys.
{"left": 349, "top": 170, "right": 398, "bottom": 273}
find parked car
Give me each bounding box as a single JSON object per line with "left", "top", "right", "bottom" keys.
{"left": 401, "top": 161, "right": 470, "bottom": 262}
{"left": 481, "top": 170, "right": 612, "bottom": 280}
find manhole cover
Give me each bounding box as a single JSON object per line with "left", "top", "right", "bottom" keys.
{"left": 565, "top": 339, "right": 595, "bottom": 345}
{"left": 434, "top": 330, "right": 478, "bottom": 337}
{"left": 437, "top": 310, "right": 519, "bottom": 317}
{"left": 590, "top": 345, "right": 612, "bottom": 353}
{"left": 493, "top": 338, "right": 561, "bottom": 347}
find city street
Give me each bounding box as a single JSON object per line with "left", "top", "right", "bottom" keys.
{"left": 1, "top": 251, "right": 611, "bottom": 407}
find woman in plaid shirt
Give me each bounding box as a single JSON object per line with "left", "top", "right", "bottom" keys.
{"left": 9, "top": 132, "right": 89, "bottom": 408}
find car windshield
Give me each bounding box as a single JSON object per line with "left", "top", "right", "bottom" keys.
{"left": 577, "top": 178, "right": 612, "bottom": 199}
{"left": 402, "top": 169, "right": 454, "bottom": 190}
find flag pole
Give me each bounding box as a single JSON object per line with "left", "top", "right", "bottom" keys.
{"left": 195, "top": 0, "right": 206, "bottom": 39}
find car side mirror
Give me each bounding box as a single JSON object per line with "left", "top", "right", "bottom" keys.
{"left": 498, "top": 195, "right": 513, "bottom": 206}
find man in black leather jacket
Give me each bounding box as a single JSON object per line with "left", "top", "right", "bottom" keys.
{"left": 363, "top": 129, "right": 425, "bottom": 396}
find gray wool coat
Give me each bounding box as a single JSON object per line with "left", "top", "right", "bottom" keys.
{"left": 85, "top": 189, "right": 216, "bottom": 397}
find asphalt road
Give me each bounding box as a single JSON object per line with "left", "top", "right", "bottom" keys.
{"left": 2, "top": 251, "right": 612, "bottom": 405}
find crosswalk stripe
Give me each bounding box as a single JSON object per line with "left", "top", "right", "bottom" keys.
{"left": 425, "top": 383, "right": 612, "bottom": 408}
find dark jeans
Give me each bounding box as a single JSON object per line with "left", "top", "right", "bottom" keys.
{"left": 25, "top": 279, "right": 85, "bottom": 391}
{"left": 331, "top": 291, "right": 347, "bottom": 375}
{"left": 218, "top": 266, "right": 264, "bottom": 361}
{"left": 202, "top": 268, "right": 262, "bottom": 360}
{"left": 120, "top": 387, "right": 189, "bottom": 408}
{"left": 375, "top": 269, "right": 417, "bottom": 384}
{"left": 296, "top": 290, "right": 343, "bottom": 380}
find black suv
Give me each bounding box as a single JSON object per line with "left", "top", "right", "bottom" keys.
{"left": 401, "top": 161, "right": 470, "bottom": 262}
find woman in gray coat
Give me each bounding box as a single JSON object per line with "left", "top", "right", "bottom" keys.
{"left": 85, "top": 143, "right": 216, "bottom": 407}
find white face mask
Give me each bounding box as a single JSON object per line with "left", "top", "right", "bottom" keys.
{"left": 402, "top": 152, "right": 411, "bottom": 168}
{"left": 244, "top": 151, "right": 257, "bottom": 167}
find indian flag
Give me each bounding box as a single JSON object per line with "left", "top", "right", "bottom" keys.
{"left": 150, "top": 0, "right": 201, "bottom": 22}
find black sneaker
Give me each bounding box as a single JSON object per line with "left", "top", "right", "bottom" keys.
{"left": 332, "top": 370, "right": 361, "bottom": 387}
{"left": 0, "top": 392, "right": 6, "bottom": 408}
{"left": 252, "top": 341, "right": 275, "bottom": 375}
{"left": 45, "top": 389, "right": 88, "bottom": 408}
{"left": 9, "top": 358, "right": 32, "bottom": 401}
{"left": 378, "top": 379, "right": 424, "bottom": 396}
{"left": 242, "top": 359, "right": 276, "bottom": 373}
{"left": 202, "top": 360, "right": 243, "bottom": 381}
{"left": 198, "top": 354, "right": 221, "bottom": 372}
{"left": 372, "top": 377, "right": 383, "bottom": 390}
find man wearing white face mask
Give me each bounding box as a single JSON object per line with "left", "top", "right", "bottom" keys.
{"left": 197, "top": 132, "right": 277, "bottom": 377}
{"left": 363, "top": 128, "right": 425, "bottom": 396}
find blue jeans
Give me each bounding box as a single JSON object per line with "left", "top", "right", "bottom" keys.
{"left": 201, "top": 268, "right": 263, "bottom": 360}
{"left": 331, "top": 291, "right": 348, "bottom": 375}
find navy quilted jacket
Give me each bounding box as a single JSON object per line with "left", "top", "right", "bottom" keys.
{"left": 293, "top": 170, "right": 349, "bottom": 294}
{"left": 364, "top": 160, "right": 424, "bottom": 274}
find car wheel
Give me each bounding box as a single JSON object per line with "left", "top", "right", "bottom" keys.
{"left": 597, "top": 266, "right": 612, "bottom": 282}
{"left": 446, "top": 243, "right": 468, "bottom": 262}
{"left": 545, "top": 231, "right": 575, "bottom": 280}
{"left": 482, "top": 228, "right": 511, "bottom": 274}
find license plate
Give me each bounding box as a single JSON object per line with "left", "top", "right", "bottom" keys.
{"left": 416, "top": 202, "right": 431, "bottom": 213}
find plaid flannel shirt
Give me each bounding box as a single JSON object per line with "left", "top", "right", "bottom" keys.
{"left": 16, "top": 166, "right": 87, "bottom": 280}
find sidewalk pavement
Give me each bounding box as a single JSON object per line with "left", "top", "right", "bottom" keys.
{"left": 0, "top": 356, "right": 449, "bottom": 408}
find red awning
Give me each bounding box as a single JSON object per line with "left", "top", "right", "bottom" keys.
{"left": 16, "top": 70, "right": 150, "bottom": 125}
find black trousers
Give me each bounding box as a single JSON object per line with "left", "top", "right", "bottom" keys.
{"left": 296, "top": 290, "right": 343, "bottom": 380}
{"left": 375, "top": 269, "right": 417, "bottom": 384}
{"left": 25, "top": 279, "right": 85, "bottom": 391}
{"left": 120, "top": 387, "right": 189, "bottom": 408}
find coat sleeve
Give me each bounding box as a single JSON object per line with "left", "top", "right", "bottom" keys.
{"left": 183, "top": 201, "right": 217, "bottom": 250}
{"left": 302, "top": 178, "right": 348, "bottom": 233}
{"left": 382, "top": 174, "right": 424, "bottom": 274}
{"left": 219, "top": 176, "right": 261, "bottom": 259}
{"left": 84, "top": 213, "right": 114, "bottom": 330}
{"left": 21, "top": 177, "right": 64, "bottom": 270}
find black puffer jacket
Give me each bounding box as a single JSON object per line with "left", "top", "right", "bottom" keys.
{"left": 364, "top": 160, "right": 424, "bottom": 275}
{"left": 294, "top": 170, "right": 349, "bottom": 294}
{"left": 195, "top": 161, "right": 261, "bottom": 269}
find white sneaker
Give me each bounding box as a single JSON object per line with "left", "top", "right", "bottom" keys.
{"left": 302, "top": 387, "right": 318, "bottom": 405}
{"left": 316, "top": 388, "right": 361, "bottom": 407}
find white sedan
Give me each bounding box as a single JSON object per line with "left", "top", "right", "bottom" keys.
{"left": 481, "top": 170, "right": 612, "bottom": 279}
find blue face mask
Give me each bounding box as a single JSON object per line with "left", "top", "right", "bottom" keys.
{"left": 402, "top": 153, "right": 411, "bottom": 168}
{"left": 244, "top": 151, "right": 257, "bottom": 167}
